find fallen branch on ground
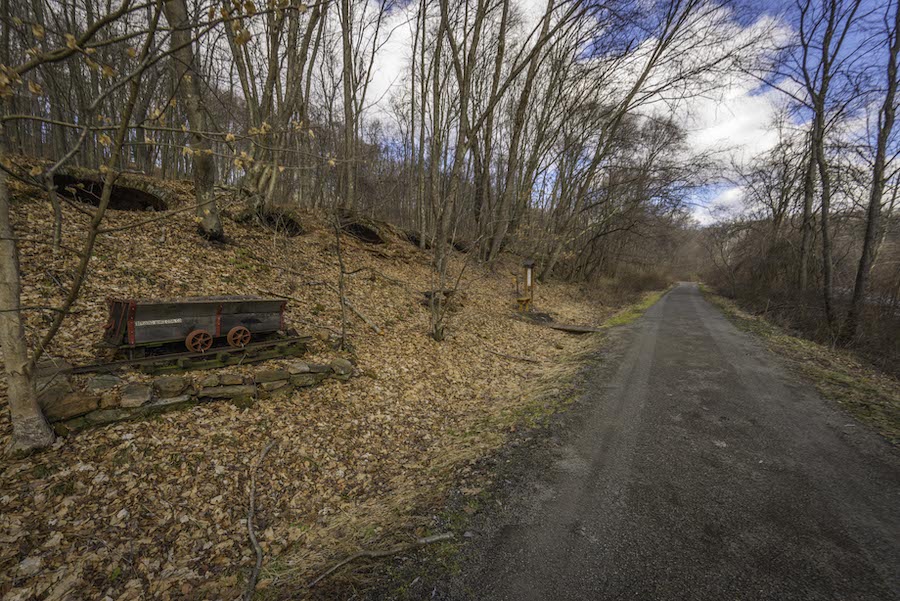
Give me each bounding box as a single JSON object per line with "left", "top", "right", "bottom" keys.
{"left": 244, "top": 439, "right": 277, "bottom": 601}
{"left": 308, "top": 532, "right": 454, "bottom": 588}
{"left": 342, "top": 296, "right": 382, "bottom": 335}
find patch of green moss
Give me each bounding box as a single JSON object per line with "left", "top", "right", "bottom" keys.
{"left": 602, "top": 288, "right": 669, "bottom": 328}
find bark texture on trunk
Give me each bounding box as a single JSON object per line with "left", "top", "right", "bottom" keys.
{"left": 340, "top": 0, "right": 355, "bottom": 210}
{"left": 164, "top": 0, "right": 224, "bottom": 241}
{"left": 844, "top": 1, "right": 900, "bottom": 340}
{"left": 798, "top": 139, "right": 816, "bottom": 291}
{"left": 0, "top": 125, "right": 55, "bottom": 454}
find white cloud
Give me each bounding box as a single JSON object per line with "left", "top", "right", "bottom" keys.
{"left": 692, "top": 185, "right": 745, "bottom": 225}
{"left": 682, "top": 83, "right": 786, "bottom": 162}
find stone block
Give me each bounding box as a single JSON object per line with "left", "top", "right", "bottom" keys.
{"left": 290, "top": 373, "right": 326, "bottom": 388}
{"left": 144, "top": 395, "right": 193, "bottom": 411}
{"left": 37, "top": 379, "right": 74, "bottom": 408}
{"left": 308, "top": 363, "right": 333, "bottom": 374}
{"left": 85, "top": 374, "right": 123, "bottom": 391}
{"left": 120, "top": 383, "right": 152, "bottom": 408}
{"left": 198, "top": 374, "right": 219, "bottom": 388}
{"left": 261, "top": 380, "right": 289, "bottom": 392}
{"left": 99, "top": 392, "right": 119, "bottom": 409}
{"left": 329, "top": 358, "right": 353, "bottom": 378}
{"left": 220, "top": 373, "right": 244, "bottom": 386}
{"left": 35, "top": 359, "right": 72, "bottom": 385}
{"left": 254, "top": 369, "right": 289, "bottom": 383}
{"left": 287, "top": 361, "right": 310, "bottom": 375}
{"left": 54, "top": 417, "right": 87, "bottom": 436}
{"left": 84, "top": 408, "right": 132, "bottom": 426}
{"left": 153, "top": 376, "right": 189, "bottom": 398}
{"left": 198, "top": 385, "right": 256, "bottom": 400}
{"left": 43, "top": 392, "right": 99, "bottom": 422}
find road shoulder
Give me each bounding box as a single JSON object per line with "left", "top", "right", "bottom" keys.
{"left": 701, "top": 286, "right": 900, "bottom": 446}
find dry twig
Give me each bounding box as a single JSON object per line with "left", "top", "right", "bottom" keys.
{"left": 244, "top": 439, "right": 278, "bottom": 601}
{"left": 307, "top": 532, "right": 455, "bottom": 588}
{"left": 342, "top": 296, "right": 383, "bottom": 335}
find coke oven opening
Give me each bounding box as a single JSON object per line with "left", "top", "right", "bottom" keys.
{"left": 53, "top": 174, "right": 167, "bottom": 212}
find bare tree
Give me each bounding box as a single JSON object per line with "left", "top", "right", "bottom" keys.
{"left": 844, "top": 0, "right": 900, "bottom": 340}
{"left": 163, "top": 0, "right": 224, "bottom": 240}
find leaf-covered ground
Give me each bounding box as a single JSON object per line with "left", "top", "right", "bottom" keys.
{"left": 1, "top": 181, "right": 628, "bottom": 600}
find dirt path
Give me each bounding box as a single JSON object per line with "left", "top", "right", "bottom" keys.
{"left": 451, "top": 283, "right": 900, "bottom": 600}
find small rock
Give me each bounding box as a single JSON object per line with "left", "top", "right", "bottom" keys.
{"left": 463, "top": 531, "right": 476, "bottom": 539}
{"left": 153, "top": 376, "right": 188, "bottom": 398}
{"left": 329, "top": 358, "right": 354, "bottom": 377}
{"left": 287, "top": 361, "right": 310, "bottom": 375}
{"left": 254, "top": 369, "right": 289, "bottom": 383}
{"left": 308, "top": 363, "right": 333, "bottom": 374}
{"left": 260, "top": 381, "right": 288, "bottom": 392}
{"left": 120, "top": 383, "right": 152, "bottom": 408}
{"left": 85, "top": 374, "right": 123, "bottom": 391}
{"left": 220, "top": 373, "right": 244, "bottom": 386}
{"left": 198, "top": 374, "right": 219, "bottom": 388}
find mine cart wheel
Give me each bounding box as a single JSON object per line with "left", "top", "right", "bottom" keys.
{"left": 227, "top": 326, "right": 252, "bottom": 348}
{"left": 186, "top": 329, "right": 213, "bottom": 353}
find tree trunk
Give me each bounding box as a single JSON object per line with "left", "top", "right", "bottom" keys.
{"left": 417, "top": 0, "right": 428, "bottom": 248}
{"left": 340, "top": 0, "right": 355, "bottom": 210}
{"left": 814, "top": 124, "right": 836, "bottom": 332}
{"left": 844, "top": 0, "right": 899, "bottom": 340}
{"left": 0, "top": 123, "right": 55, "bottom": 454}
{"left": 487, "top": 0, "right": 550, "bottom": 262}
{"left": 798, "top": 135, "right": 816, "bottom": 291}
{"left": 163, "top": 0, "right": 224, "bottom": 240}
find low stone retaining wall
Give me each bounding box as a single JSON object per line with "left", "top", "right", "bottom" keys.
{"left": 40, "top": 359, "right": 354, "bottom": 436}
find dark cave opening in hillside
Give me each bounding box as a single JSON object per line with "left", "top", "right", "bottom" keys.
{"left": 53, "top": 174, "right": 167, "bottom": 211}
{"left": 259, "top": 209, "right": 305, "bottom": 237}
{"left": 342, "top": 221, "right": 385, "bottom": 244}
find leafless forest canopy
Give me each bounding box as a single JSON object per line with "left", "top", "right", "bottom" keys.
{"left": 0, "top": 0, "right": 898, "bottom": 450}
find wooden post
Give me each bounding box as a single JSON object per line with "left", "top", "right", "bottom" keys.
{"left": 518, "top": 259, "right": 536, "bottom": 312}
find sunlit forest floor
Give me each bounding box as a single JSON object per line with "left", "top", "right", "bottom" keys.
{"left": 0, "top": 178, "right": 656, "bottom": 599}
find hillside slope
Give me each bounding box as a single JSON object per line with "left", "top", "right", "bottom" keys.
{"left": 1, "top": 181, "right": 631, "bottom": 599}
